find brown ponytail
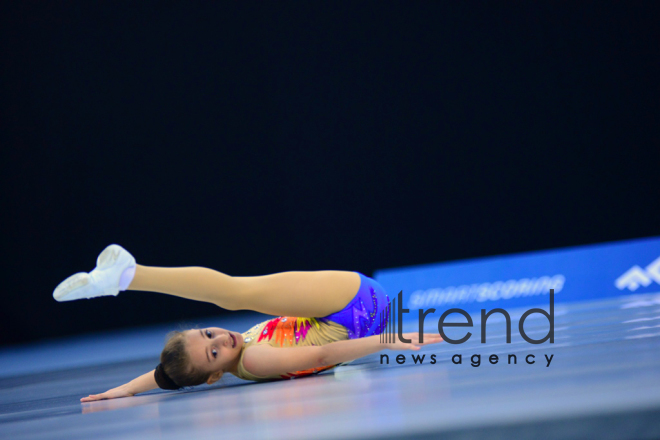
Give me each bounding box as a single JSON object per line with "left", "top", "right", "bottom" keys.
{"left": 156, "top": 330, "right": 211, "bottom": 389}
{"left": 154, "top": 363, "right": 179, "bottom": 390}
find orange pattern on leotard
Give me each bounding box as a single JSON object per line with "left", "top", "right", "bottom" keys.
{"left": 257, "top": 317, "right": 320, "bottom": 346}
{"left": 237, "top": 316, "right": 348, "bottom": 382}
{"left": 254, "top": 316, "right": 332, "bottom": 378}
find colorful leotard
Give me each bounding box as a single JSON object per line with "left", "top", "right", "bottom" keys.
{"left": 236, "top": 272, "right": 390, "bottom": 381}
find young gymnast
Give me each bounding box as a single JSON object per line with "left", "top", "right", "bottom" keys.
{"left": 52, "top": 245, "right": 442, "bottom": 402}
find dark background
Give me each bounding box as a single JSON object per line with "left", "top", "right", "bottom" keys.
{"left": 2, "top": 1, "right": 659, "bottom": 346}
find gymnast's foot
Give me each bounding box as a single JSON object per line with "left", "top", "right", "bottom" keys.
{"left": 53, "top": 244, "right": 136, "bottom": 302}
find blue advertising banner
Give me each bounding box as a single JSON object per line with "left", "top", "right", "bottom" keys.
{"left": 373, "top": 236, "right": 660, "bottom": 316}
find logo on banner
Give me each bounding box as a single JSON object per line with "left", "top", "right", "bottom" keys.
{"left": 408, "top": 275, "right": 565, "bottom": 308}
{"left": 615, "top": 256, "right": 660, "bottom": 291}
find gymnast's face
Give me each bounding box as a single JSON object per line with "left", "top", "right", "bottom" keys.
{"left": 185, "top": 327, "right": 244, "bottom": 380}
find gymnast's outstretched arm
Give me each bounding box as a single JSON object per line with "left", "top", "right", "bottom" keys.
{"left": 242, "top": 333, "right": 443, "bottom": 379}
{"left": 80, "top": 370, "right": 157, "bottom": 402}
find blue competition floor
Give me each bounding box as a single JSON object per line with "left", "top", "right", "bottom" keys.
{"left": 1, "top": 292, "right": 660, "bottom": 439}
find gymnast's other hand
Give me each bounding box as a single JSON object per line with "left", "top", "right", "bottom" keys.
{"left": 80, "top": 385, "right": 134, "bottom": 402}
{"left": 386, "top": 332, "right": 443, "bottom": 351}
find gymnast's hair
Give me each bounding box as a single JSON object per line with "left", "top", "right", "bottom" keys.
{"left": 154, "top": 330, "right": 211, "bottom": 390}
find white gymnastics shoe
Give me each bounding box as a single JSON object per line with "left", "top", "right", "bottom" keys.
{"left": 53, "top": 244, "right": 136, "bottom": 302}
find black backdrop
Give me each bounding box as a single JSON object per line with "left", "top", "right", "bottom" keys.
{"left": 2, "top": 1, "right": 659, "bottom": 346}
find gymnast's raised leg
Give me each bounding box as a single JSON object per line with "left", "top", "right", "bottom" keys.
{"left": 53, "top": 244, "right": 361, "bottom": 318}
{"left": 129, "top": 265, "right": 360, "bottom": 317}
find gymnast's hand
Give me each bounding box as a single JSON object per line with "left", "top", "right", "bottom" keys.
{"left": 80, "top": 370, "right": 157, "bottom": 402}
{"left": 80, "top": 385, "right": 134, "bottom": 402}
{"left": 386, "top": 332, "right": 443, "bottom": 351}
